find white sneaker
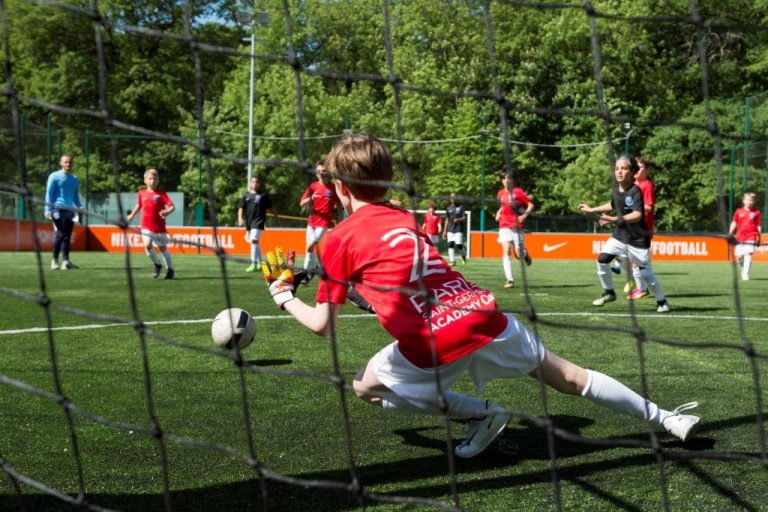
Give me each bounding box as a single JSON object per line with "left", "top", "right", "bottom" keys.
{"left": 455, "top": 401, "right": 512, "bottom": 458}
{"left": 741, "top": 273, "right": 749, "bottom": 281}
{"left": 50, "top": 259, "right": 59, "bottom": 270}
{"left": 62, "top": 260, "right": 79, "bottom": 270}
{"left": 592, "top": 292, "right": 617, "bottom": 306}
{"left": 662, "top": 402, "right": 700, "bottom": 442}
{"left": 656, "top": 300, "right": 671, "bottom": 313}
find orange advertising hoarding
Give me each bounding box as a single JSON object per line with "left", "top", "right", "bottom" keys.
{"left": 2, "top": 218, "right": 766, "bottom": 263}
{"left": 0, "top": 218, "right": 87, "bottom": 252}
{"left": 470, "top": 231, "right": 768, "bottom": 262}
{"left": 86, "top": 225, "right": 310, "bottom": 256}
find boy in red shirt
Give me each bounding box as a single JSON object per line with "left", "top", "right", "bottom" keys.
{"left": 299, "top": 160, "right": 340, "bottom": 281}
{"left": 495, "top": 167, "right": 534, "bottom": 288}
{"left": 265, "top": 133, "right": 700, "bottom": 458}
{"left": 421, "top": 201, "right": 442, "bottom": 246}
{"left": 729, "top": 192, "right": 762, "bottom": 281}
{"left": 127, "top": 168, "right": 175, "bottom": 279}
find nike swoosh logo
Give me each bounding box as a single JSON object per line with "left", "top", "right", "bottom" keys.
{"left": 543, "top": 242, "right": 568, "bottom": 253}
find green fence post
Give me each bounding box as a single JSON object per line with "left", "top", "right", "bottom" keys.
{"left": 728, "top": 146, "right": 736, "bottom": 222}
{"left": 743, "top": 95, "right": 751, "bottom": 196}
{"left": 84, "top": 129, "right": 90, "bottom": 226}
{"left": 18, "top": 113, "right": 26, "bottom": 220}
{"left": 195, "top": 151, "right": 204, "bottom": 227}
{"left": 46, "top": 113, "right": 52, "bottom": 173}
{"left": 764, "top": 144, "right": 768, "bottom": 232}
{"left": 480, "top": 115, "right": 487, "bottom": 232}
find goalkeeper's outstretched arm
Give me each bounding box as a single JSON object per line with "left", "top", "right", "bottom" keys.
{"left": 283, "top": 300, "right": 339, "bottom": 337}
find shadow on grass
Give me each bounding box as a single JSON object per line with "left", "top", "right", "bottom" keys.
{"left": 247, "top": 358, "right": 292, "bottom": 366}
{"left": 528, "top": 284, "right": 593, "bottom": 290}
{"left": 3, "top": 414, "right": 763, "bottom": 512}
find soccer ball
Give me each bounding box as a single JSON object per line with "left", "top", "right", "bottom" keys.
{"left": 211, "top": 308, "right": 256, "bottom": 350}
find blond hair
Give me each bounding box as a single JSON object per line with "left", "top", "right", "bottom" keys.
{"left": 144, "top": 168, "right": 159, "bottom": 178}
{"left": 325, "top": 132, "right": 393, "bottom": 201}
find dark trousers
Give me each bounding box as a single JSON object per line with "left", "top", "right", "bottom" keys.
{"left": 52, "top": 209, "right": 76, "bottom": 261}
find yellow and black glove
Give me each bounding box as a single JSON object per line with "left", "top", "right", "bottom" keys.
{"left": 261, "top": 247, "right": 296, "bottom": 309}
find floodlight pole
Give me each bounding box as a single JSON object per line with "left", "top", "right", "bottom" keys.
{"left": 623, "top": 122, "right": 632, "bottom": 154}
{"left": 243, "top": 33, "right": 255, "bottom": 186}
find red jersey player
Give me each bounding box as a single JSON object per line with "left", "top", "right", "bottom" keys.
{"left": 299, "top": 160, "right": 340, "bottom": 280}
{"left": 264, "top": 133, "right": 700, "bottom": 458}
{"left": 494, "top": 168, "right": 534, "bottom": 288}
{"left": 623, "top": 156, "right": 656, "bottom": 299}
{"left": 421, "top": 201, "right": 442, "bottom": 246}
{"left": 729, "top": 191, "right": 762, "bottom": 281}
{"left": 127, "top": 168, "right": 175, "bottom": 279}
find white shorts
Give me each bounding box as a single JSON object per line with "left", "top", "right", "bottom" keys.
{"left": 735, "top": 242, "right": 756, "bottom": 257}
{"left": 370, "top": 314, "right": 545, "bottom": 403}
{"left": 446, "top": 232, "right": 463, "bottom": 245}
{"left": 497, "top": 228, "right": 523, "bottom": 247}
{"left": 306, "top": 225, "right": 328, "bottom": 245}
{"left": 141, "top": 229, "right": 169, "bottom": 247}
{"left": 601, "top": 237, "right": 651, "bottom": 267}
{"left": 245, "top": 228, "right": 263, "bottom": 243}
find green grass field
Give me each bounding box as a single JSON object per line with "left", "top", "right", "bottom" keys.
{"left": 1, "top": 251, "right": 766, "bottom": 511}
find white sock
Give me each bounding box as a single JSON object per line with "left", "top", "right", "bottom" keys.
{"left": 448, "top": 247, "right": 456, "bottom": 263}
{"left": 597, "top": 262, "right": 614, "bottom": 291}
{"left": 304, "top": 251, "right": 315, "bottom": 270}
{"left": 160, "top": 247, "right": 173, "bottom": 270}
{"left": 743, "top": 255, "right": 752, "bottom": 276}
{"left": 145, "top": 247, "right": 160, "bottom": 265}
{"left": 638, "top": 266, "right": 665, "bottom": 301}
{"left": 581, "top": 370, "right": 671, "bottom": 427}
{"left": 631, "top": 265, "right": 645, "bottom": 290}
{"left": 502, "top": 255, "right": 513, "bottom": 281}
{"left": 250, "top": 243, "right": 260, "bottom": 265}
{"left": 381, "top": 391, "right": 488, "bottom": 420}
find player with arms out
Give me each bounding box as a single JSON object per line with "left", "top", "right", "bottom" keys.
{"left": 441, "top": 192, "right": 467, "bottom": 265}
{"left": 729, "top": 191, "right": 761, "bottom": 281}
{"left": 264, "top": 133, "right": 700, "bottom": 459}
{"left": 579, "top": 156, "right": 670, "bottom": 312}
{"left": 238, "top": 175, "right": 277, "bottom": 272}
{"left": 421, "top": 201, "right": 442, "bottom": 247}
{"left": 127, "top": 168, "right": 176, "bottom": 279}
{"left": 495, "top": 166, "right": 534, "bottom": 288}
{"left": 299, "top": 160, "right": 340, "bottom": 282}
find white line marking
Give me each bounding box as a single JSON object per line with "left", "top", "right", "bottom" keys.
{"left": 0, "top": 314, "right": 374, "bottom": 335}
{"left": 2, "top": 312, "right": 767, "bottom": 336}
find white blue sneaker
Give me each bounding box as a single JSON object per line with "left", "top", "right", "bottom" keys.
{"left": 656, "top": 300, "right": 671, "bottom": 313}
{"left": 662, "top": 402, "right": 700, "bottom": 441}
{"left": 592, "top": 291, "right": 616, "bottom": 306}
{"left": 455, "top": 401, "right": 512, "bottom": 458}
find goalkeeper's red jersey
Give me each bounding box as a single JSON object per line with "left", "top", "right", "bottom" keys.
{"left": 316, "top": 202, "right": 508, "bottom": 368}
{"left": 301, "top": 181, "right": 338, "bottom": 228}
{"left": 136, "top": 188, "right": 173, "bottom": 233}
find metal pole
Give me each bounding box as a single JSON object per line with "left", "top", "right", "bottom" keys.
{"left": 623, "top": 122, "right": 632, "bottom": 154}
{"left": 246, "top": 32, "right": 255, "bottom": 186}
{"left": 480, "top": 116, "right": 487, "bottom": 232}
{"left": 744, "top": 96, "right": 751, "bottom": 195}
{"left": 84, "top": 129, "right": 90, "bottom": 226}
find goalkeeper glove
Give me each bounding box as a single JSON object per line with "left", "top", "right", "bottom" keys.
{"left": 261, "top": 247, "right": 296, "bottom": 309}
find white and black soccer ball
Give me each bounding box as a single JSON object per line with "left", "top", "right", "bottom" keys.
{"left": 211, "top": 308, "right": 256, "bottom": 350}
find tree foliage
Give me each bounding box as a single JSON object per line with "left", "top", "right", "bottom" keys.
{"left": 3, "top": 0, "right": 768, "bottom": 230}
